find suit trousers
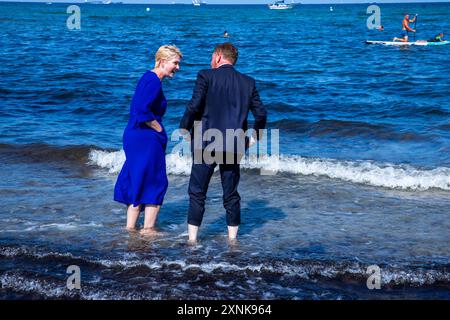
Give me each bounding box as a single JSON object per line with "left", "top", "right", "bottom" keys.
{"left": 187, "top": 161, "right": 241, "bottom": 227}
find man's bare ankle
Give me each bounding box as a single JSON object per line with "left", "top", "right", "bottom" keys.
{"left": 187, "top": 238, "right": 197, "bottom": 245}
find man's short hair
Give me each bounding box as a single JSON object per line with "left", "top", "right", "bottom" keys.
{"left": 214, "top": 43, "right": 238, "bottom": 65}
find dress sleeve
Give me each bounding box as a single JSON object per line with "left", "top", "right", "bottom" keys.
{"left": 133, "top": 75, "right": 161, "bottom": 125}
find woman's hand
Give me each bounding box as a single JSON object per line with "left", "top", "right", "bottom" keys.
{"left": 147, "top": 120, "right": 163, "bottom": 132}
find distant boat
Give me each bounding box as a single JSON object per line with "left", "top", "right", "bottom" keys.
{"left": 192, "top": 0, "right": 201, "bottom": 6}
{"left": 268, "top": 0, "right": 294, "bottom": 10}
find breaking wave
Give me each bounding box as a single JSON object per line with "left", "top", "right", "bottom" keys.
{"left": 89, "top": 149, "right": 450, "bottom": 191}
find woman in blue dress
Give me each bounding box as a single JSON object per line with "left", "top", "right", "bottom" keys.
{"left": 114, "top": 45, "right": 182, "bottom": 235}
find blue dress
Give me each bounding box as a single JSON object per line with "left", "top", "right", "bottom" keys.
{"left": 114, "top": 71, "right": 168, "bottom": 208}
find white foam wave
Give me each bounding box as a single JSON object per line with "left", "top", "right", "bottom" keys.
{"left": 23, "top": 222, "right": 103, "bottom": 232}
{"left": 245, "top": 155, "right": 450, "bottom": 191}
{"left": 0, "top": 273, "right": 72, "bottom": 299}
{"left": 0, "top": 246, "right": 75, "bottom": 259}
{"left": 90, "top": 258, "right": 450, "bottom": 286}
{"left": 88, "top": 149, "right": 450, "bottom": 191}
{"left": 1, "top": 246, "right": 447, "bottom": 287}
{"left": 0, "top": 273, "right": 160, "bottom": 300}
{"left": 88, "top": 149, "right": 125, "bottom": 174}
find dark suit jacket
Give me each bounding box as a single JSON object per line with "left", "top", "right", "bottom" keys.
{"left": 180, "top": 64, "right": 267, "bottom": 155}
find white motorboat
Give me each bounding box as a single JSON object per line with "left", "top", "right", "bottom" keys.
{"left": 268, "top": 0, "right": 294, "bottom": 10}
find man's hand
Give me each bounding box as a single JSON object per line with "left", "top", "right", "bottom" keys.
{"left": 148, "top": 120, "right": 162, "bottom": 132}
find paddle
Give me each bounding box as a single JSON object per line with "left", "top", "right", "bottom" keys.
{"left": 413, "top": 14, "right": 418, "bottom": 41}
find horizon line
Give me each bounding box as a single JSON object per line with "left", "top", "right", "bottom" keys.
{"left": 1, "top": 0, "right": 450, "bottom": 5}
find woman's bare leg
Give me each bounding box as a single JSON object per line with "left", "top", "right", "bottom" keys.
{"left": 140, "top": 205, "right": 161, "bottom": 235}
{"left": 126, "top": 204, "right": 141, "bottom": 230}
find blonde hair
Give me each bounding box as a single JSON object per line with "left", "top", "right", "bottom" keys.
{"left": 154, "top": 45, "right": 183, "bottom": 68}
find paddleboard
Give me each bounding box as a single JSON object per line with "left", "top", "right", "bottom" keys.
{"left": 366, "top": 40, "right": 450, "bottom": 46}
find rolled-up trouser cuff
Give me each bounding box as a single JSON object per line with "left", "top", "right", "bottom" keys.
{"left": 187, "top": 218, "right": 202, "bottom": 227}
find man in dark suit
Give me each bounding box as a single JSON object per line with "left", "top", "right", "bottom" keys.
{"left": 180, "top": 43, "right": 267, "bottom": 243}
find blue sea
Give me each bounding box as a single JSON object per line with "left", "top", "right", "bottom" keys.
{"left": 1, "top": 1, "right": 449, "bottom": 299}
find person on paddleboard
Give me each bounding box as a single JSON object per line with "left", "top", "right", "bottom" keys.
{"left": 393, "top": 14, "right": 417, "bottom": 42}
{"left": 427, "top": 32, "right": 444, "bottom": 42}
